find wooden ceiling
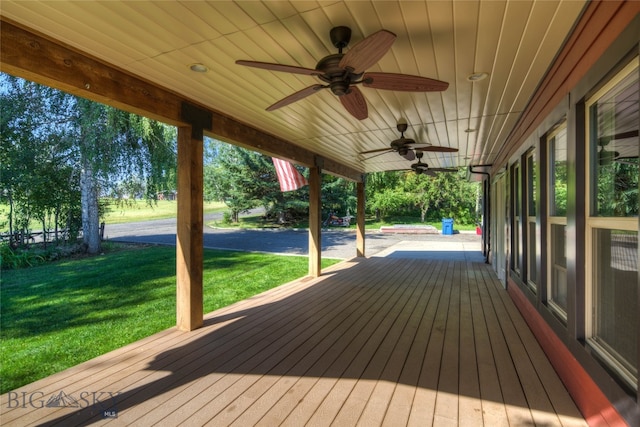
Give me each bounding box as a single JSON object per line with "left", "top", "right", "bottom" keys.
{"left": 0, "top": 0, "right": 587, "bottom": 175}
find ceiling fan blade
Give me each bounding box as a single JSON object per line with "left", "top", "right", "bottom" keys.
{"left": 359, "top": 147, "right": 392, "bottom": 155}
{"left": 416, "top": 145, "right": 459, "bottom": 153}
{"left": 361, "top": 150, "right": 394, "bottom": 160}
{"left": 363, "top": 72, "right": 449, "bottom": 92}
{"left": 340, "top": 86, "right": 368, "bottom": 120}
{"left": 236, "top": 60, "right": 319, "bottom": 76}
{"left": 429, "top": 168, "right": 458, "bottom": 173}
{"left": 405, "top": 143, "right": 432, "bottom": 149}
{"left": 339, "top": 29, "right": 396, "bottom": 74}
{"left": 402, "top": 150, "right": 416, "bottom": 161}
{"left": 266, "top": 85, "right": 325, "bottom": 111}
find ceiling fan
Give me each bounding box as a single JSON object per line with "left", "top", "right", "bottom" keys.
{"left": 597, "top": 130, "right": 638, "bottom": 165}
{"left": 359, "top": 121, "right": 458, "bottom": 161}
{"left": 236, "top": 26, "right": 449, "bottom": 120}
{"left": 597, "top": 143, "right": 619, "bottom": 166}
{"left": 409, "top": 151, "right": 459, "bottom": 175}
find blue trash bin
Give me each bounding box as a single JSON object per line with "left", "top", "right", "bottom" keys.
{"left": 442, "top": 218, "right": 454, "bottom": 235}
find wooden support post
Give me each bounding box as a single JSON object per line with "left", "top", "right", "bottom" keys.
{"left": 356, "top": 181, "right": 366, "bottom": 257}
{"left": 176, "top": 103, "right": 210, "bottom": 331}
{"left": 176, "top": 126, "right": 203, "bottom": 331}
{"left": 308, "top": 166, "right": 322, "bottom": 277}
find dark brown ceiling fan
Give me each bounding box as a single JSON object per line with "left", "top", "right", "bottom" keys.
{"left": 597, "top": 130, "right": 639, "bottom": 165}
{"left": 409, "top": 151, "right": 458, "bottom": 175}
{"left": 236, "top": 26, "right": 449, "bottom": 120}
{"left": 359, "top": 122, "right": 458, "bottom": 161}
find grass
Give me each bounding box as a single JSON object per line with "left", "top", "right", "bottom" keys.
{"left": 209, "top": 212, "right": 478, "bottom": 231}
{"left": 0, "top": 244, "right": 340, "bottom": 394}
{"left": 365, "top": 216, "right": 477, "bottom": 231}
{"left": 0, "top": 200, "right": 227, "bottom": 232}
{"left": 103, "top": 199, "right": 226, "bottom": 224}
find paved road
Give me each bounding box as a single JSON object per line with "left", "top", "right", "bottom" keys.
{"left": 104, "top": 214, "right": 484, "bottom": 261}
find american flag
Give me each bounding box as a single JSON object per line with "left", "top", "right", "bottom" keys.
{"left": 272, "top": 158, "right": 308, "bottom": 192}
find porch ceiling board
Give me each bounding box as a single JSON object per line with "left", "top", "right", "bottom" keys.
{"left": 1, "top": 259, "right": 587, "bottom": 426}
{"left": 0, "top": 0, "right": 588, "bottom": 174}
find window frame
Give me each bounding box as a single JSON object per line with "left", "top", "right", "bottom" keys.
{"left": 511, "top": 162, "right": 522, "bottom": 277}
{"left": 526, "top": 150, "right": 538, "bottom": 291}
{"left": 584, "top": 57, "right": 639, "bottom": 391}
{"left": 547, "top": 123, "right": 569, "bottom": 321}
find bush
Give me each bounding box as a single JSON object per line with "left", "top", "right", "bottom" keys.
{"left": 0, "top": 242, "right": 85, "bottom": 270}
{"left": 0, "top": 244, "right": 44, "bottom": 269}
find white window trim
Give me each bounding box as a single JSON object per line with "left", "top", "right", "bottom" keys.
{"left": 584, "top": 57, "right": 639, "bottom": 391}
{"left": 526, "top": 151, "right": 537, "bottom": 291}
{"left": 547, "top": 123, "right": 568, "bottom": 320}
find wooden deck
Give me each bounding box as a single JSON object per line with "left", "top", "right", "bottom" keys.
{"left": 2, "top": 257, "right": 587, "bottom": 426}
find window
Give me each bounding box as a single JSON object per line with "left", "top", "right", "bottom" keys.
{"left": 526, "top": 151, "right": 537, "bottom": 290}
{"left": 586, "top": 58, "right": 639, "bottom": 391}
{"left": 547, "top": 124, "right": 568, "bottom": 319}
{"left": 511, "top": 163, "right": 521, "bottom": 276}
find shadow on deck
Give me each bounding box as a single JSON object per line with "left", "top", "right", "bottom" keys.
{"left": 2, "top": 254, "right": 586, "bottom": 426}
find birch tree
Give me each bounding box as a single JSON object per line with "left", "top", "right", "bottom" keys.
{"left": 1, "top": 74, "right": 176, "bottom": 254}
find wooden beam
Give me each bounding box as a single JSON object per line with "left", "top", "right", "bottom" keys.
{"left": 208, "top": 114, "right": 313, "bottom": 166}
{"left": 207, "top": 114, "right": 362, "bottom": 181}
{"left": 308, "top": 166, "right": 322, "bottom": 278}
{"left": 356, "top": 181, "right": 366, "bottom": 257}
{"left": 0, "top": 17, "right": 363, "bottom": 182}
{"left": 0, "top": 18, "right": 185, "bottom": 127}
{"left": 176, "top": 124, "right": 204, "bottom": 331}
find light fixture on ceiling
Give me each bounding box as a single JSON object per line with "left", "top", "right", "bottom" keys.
{"left": 467, "top": 72, "right": 488, "bottom": 82}
{"left": 465, "top": 128, "right": 476, "bottom": 133}
{"left": 189, "top": 63, "right": 208, "bottom": 73}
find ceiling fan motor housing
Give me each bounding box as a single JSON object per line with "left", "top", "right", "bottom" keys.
{"left": 391, "top": 137, "right": 415, "bottom": 150}
{"left": 316, "top": 54, "right": 364, "bottom": 96}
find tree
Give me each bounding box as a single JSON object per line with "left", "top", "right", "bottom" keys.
{"left": 320, "top": 174, "right": 356, "bottom": 217}
{"left": 366, "top": 168, "right": 480, "bottom": 225}
{"left": 366, "top": 171, "right": 405, "bottom": 220}
{"left": 402, "top": 171, "right": 440, "bottom": 222}
{"left": 204, "top": 139, "right": 357, "bottom": 224}
{"left": 204, "top": 140, "right": 273, "bottom": 222}
{"left": 1, "top": 75, "right": 80, "bottom": 245}
{"left": 0, "top": 73, "right": 177, "bottom": 253}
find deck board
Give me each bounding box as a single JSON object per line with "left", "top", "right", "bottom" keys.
{"left": 2, "top": 258, "right": 587, "bottom": 426}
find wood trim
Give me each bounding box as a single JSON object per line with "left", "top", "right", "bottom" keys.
{"left": 507, "top": 279, "right": 626, "bottom": 426}
{"left": 356, "top": 181, "right": 366, "bottom": 257}
{"left": 0, "top": 17, "right": 363, "bottom": 182}
{"left": 308, "top": 166, "right": 322, "bottom": 277}
{"left": 492, "top": 0, "right": 640, "bottom": 173}
{"left": 176, "top": 126, "right": 203, "bottom": 331}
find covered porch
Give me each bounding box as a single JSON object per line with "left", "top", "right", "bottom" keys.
{"left": 3, "top": 256, "right": 586, "bottom": 426}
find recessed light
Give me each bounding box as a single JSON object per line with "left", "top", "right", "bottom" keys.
{"left": 189, "top": 63, "right": 208, "bottom": 73}
{"left": 467, "top": 72, "right": 488, "bottom": 82}
{"left": 465, "top": 128, "right": 476, "bottom": 133}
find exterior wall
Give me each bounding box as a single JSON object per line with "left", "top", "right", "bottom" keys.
{"left": 489, "top": 7, "right": 639, "bottom": 427}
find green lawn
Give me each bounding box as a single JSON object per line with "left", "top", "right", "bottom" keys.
{"left": 103, "top": 199, "right": 226, "bottom": 224}
{"left": 0, "top": 244, "right": 340, "bottom": 394}
{"left": 209, "top": 212, "right": 477, "bottom": 231}
{"left": 0, "top": 200, "right": 227, "bottom": 232}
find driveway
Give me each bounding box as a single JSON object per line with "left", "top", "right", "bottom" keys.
{"left": 105, "top": 215, "right": 484, "bottom": 262}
